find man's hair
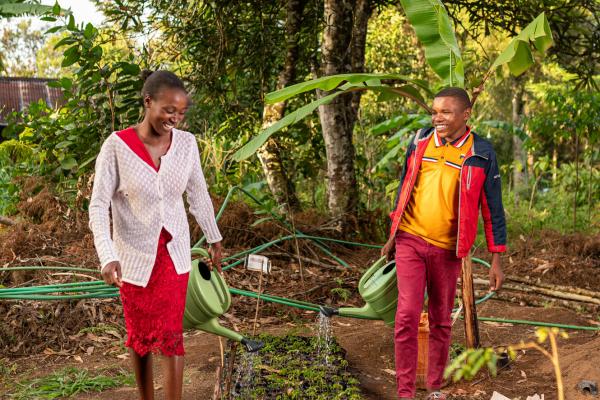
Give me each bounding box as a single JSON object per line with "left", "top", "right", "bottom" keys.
{"left": 434, "top": 87, "right": 471, "bottom": 109}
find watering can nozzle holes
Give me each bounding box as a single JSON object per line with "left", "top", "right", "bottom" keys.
{"left": 319, "top": 305, "right": 339, "bottom": 318}
{"left": 197, "top": 261, "right": 211, "bottom": 280}
{"left": 241, "top": 338, "right": 264, "bottom": 352}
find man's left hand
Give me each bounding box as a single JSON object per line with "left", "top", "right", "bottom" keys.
{"left": 489, "top": 252, "right": 504, "bottom": 291}
{"left": 208, "top": 241, "right": 223, "bottom": 273}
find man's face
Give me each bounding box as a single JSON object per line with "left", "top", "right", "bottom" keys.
{"left": 431, "top": 96, "right": 471, "bottom": 142}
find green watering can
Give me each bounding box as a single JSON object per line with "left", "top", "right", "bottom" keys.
{"left": 183, "top": 251, "right": 263, "bottom": 352}
{"left": 320, "top": 256, "right": 397, "bottom": 327}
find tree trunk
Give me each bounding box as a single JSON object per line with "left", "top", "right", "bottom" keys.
{"left": 511, "top": 78, "right": 527, "bottom": 201}
{"left": 317, "top": 0, "right": 372, "bottom": 229}
{"left": 573, "top": 129, "right": 580, "bottom": 231}
{"left": 256, "top": 0, "right": 306, "bottom": 212}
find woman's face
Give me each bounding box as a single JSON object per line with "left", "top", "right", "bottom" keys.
{"left": 144, "top": 88, "right": 189, "bottom": 136}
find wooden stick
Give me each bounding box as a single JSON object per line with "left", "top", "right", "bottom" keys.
{"left": 474, "top": 289, "right": 600, "bottom": 314}
{"left": 224, "top": 341, "right": 237, "bottom": 399}
{"left": 212, "top": 365, "right": 222, "bottom": 400}
{"left": 462, "top": 254, "right": 480, "bottom": 348}
{"left": 505, "top": 274, "right": 600, "bottom": 299}
{"left": 0, "top": 216, "right": 15, "bottom": 226}
{"left": 218, "top": 337, "right": 224, "bottom": 368}
{"left": 473, "top": 278, "right": 600, "bottom": 305}
{"left": 252, "top": 271, "right": 263, "bottom": 337}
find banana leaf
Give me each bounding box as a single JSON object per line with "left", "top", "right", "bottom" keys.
{"left": 233, "top": 81, "right": 431, "bottom": 161}
{"left": 232, "top": 91, "right": 342, "bottom": 162}
{"left": 490, "top": 12, "right": 553, "bottom": 76}
{"left": 265, "top": 73, "right": 432, "bottom": 104}
{"left": 400, "top": 0, "right": 464, "bottom": 87}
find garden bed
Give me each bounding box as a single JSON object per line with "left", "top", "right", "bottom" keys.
{"left": 220, "top": 334, "right": 362, "bottom": 399}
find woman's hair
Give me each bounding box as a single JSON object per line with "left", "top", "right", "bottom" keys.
{"left": 140, "top": 70, "right": 186, "bottom": 99}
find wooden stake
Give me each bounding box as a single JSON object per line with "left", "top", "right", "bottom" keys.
{"left": 252, "top": 271, "right": 264, "bottom": 337}
{"left": 212, "top": 365, "right": 222, "bottom": 400}
{"left": 461, "top": 254, "right": 480, "bottom": 348}
{"left": 224, "top": 341, "right": 238, "bottom": 399}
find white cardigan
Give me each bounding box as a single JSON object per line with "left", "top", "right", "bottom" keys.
{"left": 88, "top": 128, "right": 222, "bottom": 287}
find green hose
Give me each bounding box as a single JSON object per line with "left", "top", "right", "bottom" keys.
{"left": 1, "top": 185, "right": 598, "bottom": 331}
{"left": 2, "top": 260, "right": 599, "bottom": 331}
{"left": 192, "top": 186, "right": 348, "bottom": 267}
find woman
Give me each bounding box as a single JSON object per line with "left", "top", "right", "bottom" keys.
{"left": 89, "top": 70, "right": 222, "bottom": 400}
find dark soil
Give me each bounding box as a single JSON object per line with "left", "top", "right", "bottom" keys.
{"left": 1, "top": 182, "right": 600, "bottom": 399}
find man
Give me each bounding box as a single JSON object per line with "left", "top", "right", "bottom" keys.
{"left": 381, "top": 87, "right": 506, "bottom": 400}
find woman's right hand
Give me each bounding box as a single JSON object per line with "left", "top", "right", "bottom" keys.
{"left": 102, "top": 261, "right": 123, "bottom": 287}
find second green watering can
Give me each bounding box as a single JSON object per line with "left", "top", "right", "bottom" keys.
{"left": 320, "top": 256, "right": 397, "bottom": 327}
{"left": 183, "top": 255, "right": 263, "bottom": 352}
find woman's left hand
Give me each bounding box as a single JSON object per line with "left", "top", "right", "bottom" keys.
{"left": 208, "top": 241, "right": 222, "bottom": 273}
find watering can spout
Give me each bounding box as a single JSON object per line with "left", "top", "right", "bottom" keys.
{"left": 241, "top": 337, "right": 264, "bottom": 352}
{"left": 338, "top": 304, "right": 380, "bottom": 320}
{"left": 322, "top": 257, "right": 398, "bottom": 326}
{"left": 319, "top": 305, "right": 339, "bottom": 318}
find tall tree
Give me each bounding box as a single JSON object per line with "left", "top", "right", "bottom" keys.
{"left": 511, "top": 77, "right": 527, "bottom": 197}
{"left": 317, "top": 0, "right": 373, "bottom": 229}
{"left": 256, "top": 0, "right": 307, "bottom": 212}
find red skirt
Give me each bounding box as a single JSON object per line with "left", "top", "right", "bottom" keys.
{"left": 119, "top": 229, "right": 189, "bottom": 357}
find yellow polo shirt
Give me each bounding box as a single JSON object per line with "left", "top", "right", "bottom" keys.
{"left": 398, "top": 129, "right": 473, "bottom": 250}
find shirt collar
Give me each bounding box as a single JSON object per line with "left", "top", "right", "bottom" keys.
{"left": 433, "top": 126, "right": 471, "bottom": 148}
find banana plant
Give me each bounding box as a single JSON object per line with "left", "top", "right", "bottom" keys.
{"left": 399, "top": 0, "right": 464, "bottom": 88}
{"left": 233, "top": 2, "right": 553, "bottom": 163}
{"left": 232, "top": 73, "right": 433, "bottom": 161}
{"left": 471, "top": 12, "right": 553, "bottom": 104}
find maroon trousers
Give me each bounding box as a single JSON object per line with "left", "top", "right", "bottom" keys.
{"left": 394, "top": 230, "right": 462, "bottom": 398}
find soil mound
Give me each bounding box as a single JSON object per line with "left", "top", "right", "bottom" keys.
{"left": 542, "top": 335, "right": 600, "bottom": 399}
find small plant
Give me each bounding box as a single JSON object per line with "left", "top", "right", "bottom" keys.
{"left": 10, "top": 367, "right": 134, "bottom": 399}
{"left": 329, "top": 278, "right": 351, "bottom": 302}
{"left": 330, "top": 287, "right": 351, "bottom": 302}
{"left": 77, "top": 323, "right": 123, "bottom": 336}
{"left": 222, "top": 334, "right": 362, "bottom": 399}
{"left": 0, "top": 358, "right": 17, "bottom": 376}
{"left": 444, "top": 327, "right": 568, "bottom": 400}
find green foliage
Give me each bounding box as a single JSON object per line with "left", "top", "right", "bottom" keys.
{"left": 0, "top": 139, "right": 37, "bottom": 214}
{"left": 445, "top": 327, "right": 569, "bottom": 400}
{"left": 9, "top": 367, "right": 134, "bottom": 399}
{"left": 0, "top": 1, "right": 56, "bottom": 18}
{"left": 490, "top": 13, "right": 553, "bottom": 76}
{"left": 265, "top": 73, "right": 431, "bottom": 104}
{"left": 444, "top": 347, "right": 498, "bottom": 382}
{"left": 227, "top": 334, "right": 362, "bottom": 399}
{"left": 233, "top": 74, "right": 432, "bottom": 162}
{"left": 3, "top": 16, "right": 143, "bottom": 179}
{"left": 501, "top": 166, "right": 599, "bottom": 240}
{"left": 399, "top": 0, "right": 464, "bottom": 87}
{"left": 371, "top": 114, "right": 430, "bottom": 174}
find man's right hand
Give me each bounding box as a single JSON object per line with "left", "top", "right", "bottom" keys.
{"left": 102, "top": 261, "right": 123, "bottom": 287}
{"left": 381, "top": 237, "right": 396, "bottom": 261}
